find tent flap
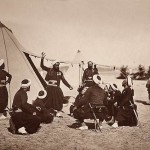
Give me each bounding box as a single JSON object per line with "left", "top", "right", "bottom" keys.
{"left": 0, "top": 22, "right": 44, "bottom": 107}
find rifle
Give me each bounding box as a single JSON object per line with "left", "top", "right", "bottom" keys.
{"left": 89, "top": 103, "right": 102, "bottom": 132}
{"left": 129, "top": 101, "right": 141, "bottom": 127}
{"left": 127, "top": 76, "right": 141, "bottom": 127}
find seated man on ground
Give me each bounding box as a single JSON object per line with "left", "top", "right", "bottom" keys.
{"left": 112, "top": 79, "right": 138, "bottom": 128}
{"left": 70, "top": 86, "right": 89, "bottom": 116}
{"left": 103, "top": 83, "right": 122, "bottom": 125}
{"left": 73, "top": 74, "right": 107, "bottom": 130}
{"left": 33, "top": 90, "right": 56, "bottom": 123}
{"left": 9, "top": 79, "right": 41, "bottom": 135}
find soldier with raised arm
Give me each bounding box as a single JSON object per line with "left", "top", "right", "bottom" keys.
{"left": 40, "top": 52, "right": 73, "bottom": 116}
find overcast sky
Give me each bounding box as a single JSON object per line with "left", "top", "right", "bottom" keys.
{"left": 0, "top": 0, "right": 150, "bottom": 67}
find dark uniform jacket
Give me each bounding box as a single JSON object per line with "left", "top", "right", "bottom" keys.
{"left": 74, "top": 94, "right": 84, "bottom": 106}
{"left": 82, "top": 68, "right": 98, "bottom": 87}
{"left": 82, "top": 68, "right": 95, "bottom": 83}
{"left": 76, "top": 85, "right": 107, "bottom": 111}
{"left": 119, "top": 87, "right": 133, "bottom": 107}
{"left": 113, "top": 90, "right": 122, "bottom": 106}
{"left": 33, "top": 98, "right": 45, "bottom": 109}
{"left": 40, "top": 59, "right": 71, "bottom": 88}
{"left": 116, "top": 87, "right": 137, "bottom": 126}
{"left": 12, "top": 89, "right": 36, "bottom": 114}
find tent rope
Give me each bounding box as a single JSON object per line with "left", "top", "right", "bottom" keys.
{"left": 4, "top": 28, "right": 42, "bottom": 89}
{"left": 1, "top": 28, "right": 12, "bottom": 109}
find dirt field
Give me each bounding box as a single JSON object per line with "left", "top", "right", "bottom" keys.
{"left": 0, "top": 71, "right": 150, "bottom": 150}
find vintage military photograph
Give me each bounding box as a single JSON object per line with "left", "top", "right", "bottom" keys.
{"left": 0, "top": 0, "right": 150, "bottom": 149}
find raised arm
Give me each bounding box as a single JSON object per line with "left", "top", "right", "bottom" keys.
{"left": 40, "top": 52, "right": 49, "bottom": 71}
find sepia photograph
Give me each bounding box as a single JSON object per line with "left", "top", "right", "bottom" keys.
{"left": 0, "top": 0, "right": 150, "bottom": 149}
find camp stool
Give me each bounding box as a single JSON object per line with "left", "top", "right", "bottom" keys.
{"left": 89, "top": 103, "right": 106, "bottom": 132}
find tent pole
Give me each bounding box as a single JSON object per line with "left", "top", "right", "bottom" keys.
{"left": 79, "top": 63, "right": 81, "bottom": 87}
{"left": 1, "top": 28, "right": 12, "bottom": 109}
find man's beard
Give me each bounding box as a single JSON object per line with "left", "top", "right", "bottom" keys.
{"left": 88, "top": 66, "right": 92, "bottom": 69}
{"left": 53, "top": 67, "right": 59, "bottom": 71}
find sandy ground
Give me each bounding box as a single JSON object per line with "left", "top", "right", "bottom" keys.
{"left": 0, "top": 71, "right": 150, "bottom": 150}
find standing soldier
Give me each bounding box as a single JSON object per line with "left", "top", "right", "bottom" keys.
{"left": 40, "top": 53, "right": 73, "bottom": 116}
{"left": 146, "top": 78, "right": 150, "bottom": 105}
{"left": 0, "top": 59, "right": 12, "bottom": 119}
{"left": 94, "top": 64, "right": 98, "bottom": 74}
{"left": 82, "top": 61, "right": 98, "bottom": 87}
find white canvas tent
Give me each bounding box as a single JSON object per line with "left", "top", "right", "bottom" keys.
{"left": 0, "top": 22, "right": 47, "bottom": 107}
{"left": 66, "top": 50, "right": 86, "bottom": 86}
{"left": 60, "top": 50, "right": 87, "bottom": 96}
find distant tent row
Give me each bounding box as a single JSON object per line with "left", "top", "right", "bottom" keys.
{"left": 0, "top": 22, "right": 47, "bottom": 107}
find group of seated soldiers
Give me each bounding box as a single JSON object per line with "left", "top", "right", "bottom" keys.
{"left": 0, "top": 57, "right": 137, "bottom": 134}
{"left": 69, "top": 74, "right": 138, "bottom": 130}
{"left": 0, "top": 57, "right": 138, "bottom": 135}
{"left": 8, "top": 73, "right": 138, "bottom": 135}
{"left": 6, "top": 58, "right": 138, "bottom": 134}
{"left": 9, "top": 79, "right": 57, "bottom": 135}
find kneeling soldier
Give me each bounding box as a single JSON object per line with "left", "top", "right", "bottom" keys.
{"left": 9, "top": 79, "right": 41, "bottom": 135}
{"left": 73, "top": 74, "right": 107, "bottom": 130}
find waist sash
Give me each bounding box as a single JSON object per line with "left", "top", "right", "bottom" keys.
{"left": 47, "top": 80, "right": 57, "bottom": 86}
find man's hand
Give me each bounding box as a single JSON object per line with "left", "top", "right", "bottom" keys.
{"left": 1, "top": 80, "right": 6, "bottom": 85}
{"left": 107, "top": 97, "right": 111, "bottom": 101}
{"left": 73, "top": 106, "right": 77, "bottom": 112}
{"left": 130, "top": 103, "right": 135, "bottom": 109}
{"left": 33, "top": 112, "right": 36, "bottom": 115}
{"left": 69, "top": 86, "right": 73, "bottom": 90}
{"left": 36, "top": 106, "right": 41, "bottom": 111}
{"left": 5, "top": 81, "right": 10, "bottom": 85}
{"left": 114, "top": 102, "right": 117, "bottom": 107}
{"left": 41, "top": 52, "right": 46, "bottom": 59}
